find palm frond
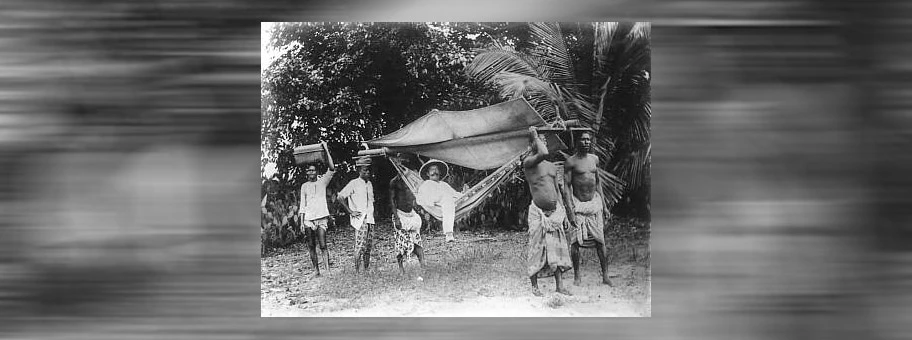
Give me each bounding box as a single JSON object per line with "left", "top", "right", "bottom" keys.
{"left": 491, "top": 72, "right": 560, "bottom": 100}
{"left": 594, "top": 22, "right": 650, "bottom": 81}
{"left": 548, "top": 83, "right": 575, "bottom": 122}
{"left": 621, "top": 43, "right": 652, "bottom": 76}
{"left": 593, "top": 22, "right": 619, "bottom": 73}
{"left": 567, "top": 93, "right": 597, "bottom": 127}
{"left": 466, "top": 47, "right": 541, "bottom": 84}
{"left": 629, "top": 100, "right": 651, "bottom": 145}
{"left": 613, "top": 143, "right": 650, "bottom": 190}
{"left": 594, "top": 22, "right": 633, "bottom": 81}
{"left": 591, "top": 22, "right": 650, "bottom": 132}
{"left": 620, "top": 70, "right": 651, "bottom": 145}
{"left": 545, "top": 83, "right": 589, "bottom": 121}
{"left": 597, "top": 68, "right": 651, "bottom": 148}
{"left": 598, "top": 168, "right": 626, "bottom": 207}
{"left": 490, "top": 71, "right": 562, "bottom": 122}
{"left": 593, "top": 76, "right": 611, "bottom": 130}
{"left": 627, "top": 22, "right": 651, "bottom": 42}
{"left": 527, "top": 94, "right": 561, "bottom": 123}
{"left": 528, "top": 22, "right": 576, "bottom": 85}
{"left": 590, "top": 132, "right": 615, "bottom": 162}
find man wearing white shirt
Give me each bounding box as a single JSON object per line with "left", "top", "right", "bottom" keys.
{"left": 416, "top": 159, "right": 460, "bottom": 242}
{"left": 298, "top": 150, "right": 336, "bottom": 276}
{"left": 336, "top": 157, "right": 375, "bottom": 273}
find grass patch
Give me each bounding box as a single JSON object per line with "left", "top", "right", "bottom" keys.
{"left": 262, "top": 217, "right": 651, "bottom": 315}
{"left": 546, "top": 295, "right": 567, "bottom": 309}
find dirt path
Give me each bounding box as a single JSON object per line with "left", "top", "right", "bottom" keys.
{"left": 262, "top": 293, "right": 644, "bottom": 317}
{"left": 261, "top": 226, "right": 650, "bottom": 317}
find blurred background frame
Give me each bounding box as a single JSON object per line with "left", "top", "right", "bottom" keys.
{"left": 0, "top": 0, "right": 909, "bottom": 338}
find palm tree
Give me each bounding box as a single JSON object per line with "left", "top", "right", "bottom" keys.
{"left": 465, "top": 22, "right": 650, "bottom": 210}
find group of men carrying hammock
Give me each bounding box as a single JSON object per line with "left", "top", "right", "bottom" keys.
{"left": 295, "top": 148, "right": 462, "bottom": 276}
{"left": 294, "top": 99, "right": 614, "bottom": 296}
{"left": 295, "top": 130, "right": 613, "bottom": 296}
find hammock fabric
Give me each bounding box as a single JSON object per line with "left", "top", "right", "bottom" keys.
{"left": 389, "top": 153, "right": 524, "bottom": 223}
{"left": 367, "top": 98, "right": 565, "bottom": 171}
{"left": 369, "top": 98, "right": 569, "bottom": 222}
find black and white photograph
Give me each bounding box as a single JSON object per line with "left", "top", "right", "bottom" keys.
{"left": 4, "top": 0, "right": 910, "bottom": 337}
{"left": 260, "top": 22, "right": 651, "bottom": 317}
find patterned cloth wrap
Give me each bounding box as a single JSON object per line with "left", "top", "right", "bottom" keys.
{"left": 526, "top": 202, "right": 572, "bottom": 278}
{"left": 354, "top": 223, "right": 374, "bottom": 257}
{"left": 570, "top": 192, "right": 607, "bottom": 249}
{"left": 394, "top": 209, "right": 423, "bottom": 261}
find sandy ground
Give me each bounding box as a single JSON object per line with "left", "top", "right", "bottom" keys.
{"left": 261, "top": 226, "right": 650, "bottom": 317}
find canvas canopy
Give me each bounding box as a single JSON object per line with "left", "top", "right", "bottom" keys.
{"left": 361, "top": 98, "right": 567, "bottom": 222}
{"left": 366, "top": 98, "right": 565, "bottom": 171}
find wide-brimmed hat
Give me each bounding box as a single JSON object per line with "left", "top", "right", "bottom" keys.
{"left": 354, "top": 157, "right": 372, "bottom": 168}
{"left": 419, "top": 159, "right": 449, "bottom": 180}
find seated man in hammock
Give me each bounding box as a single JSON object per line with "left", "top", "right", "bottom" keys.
{"left": 389, "top": 154, "right": 426, "bottom": 274}
{"left": 523, "top": 126, "right": 573, "bottom": 297}
{"left": 416, "top": 159, "right": 461, "bottom": 242}
{"left": 563, "top": 130, "right": 613, "bottom": 286}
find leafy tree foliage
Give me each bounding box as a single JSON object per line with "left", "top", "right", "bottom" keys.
{"left": 261, "top": 22, "right": 508, "bottom": 238}
{"left": 261, "top": 22, "right": 650, "bottom": 247}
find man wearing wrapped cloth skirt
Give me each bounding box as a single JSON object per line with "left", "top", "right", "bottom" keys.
{"left": 564, "top": 131, "right": 613, "bottom": 286}
{"left": 389, "top": 153, "right": 426, "bottom": 275}
{"left": 522, "top": 126, "right": 573, "bottom": 297}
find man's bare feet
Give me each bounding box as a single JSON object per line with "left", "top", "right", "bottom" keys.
{"left": 602, "top": 277, "right": 614, "bottom": 286}
{"left": 532, "top": 287, "right": 544, "bottom": 297}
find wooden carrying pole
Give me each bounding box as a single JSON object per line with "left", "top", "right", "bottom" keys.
{"left": 356, "top": 147, "right": 388, "bottom": 157}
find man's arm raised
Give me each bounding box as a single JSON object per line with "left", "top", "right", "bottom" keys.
{"left": 324, "top": 141, "right": 336, "bottom": 172}
{"left": 522, "top": 126, "right": 548, "bottom": 169}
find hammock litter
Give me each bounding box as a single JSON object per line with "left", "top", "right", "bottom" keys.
{"left": 361, "top": 98, "right": 568, "bottom": 222}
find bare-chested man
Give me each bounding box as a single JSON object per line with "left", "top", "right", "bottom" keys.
{"left": 523, "top": 127, "right": 573, "bottom": 297}
{"left": 563, "top": 131, "right": 613, "bottom": 286}
{"left": 389, "top": 154, "right": 426, "bottom": 275}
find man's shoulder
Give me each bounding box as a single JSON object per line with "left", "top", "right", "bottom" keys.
{"left": 521, "top": 157, "right": 537, "bottom": 170}
{"left": 523, "top": 160, "right": 551, "bottom": 174}
{"left": 564, "top": 153, "right": 598, "bottom": 169}
{"left": 564, "top": 153, "right": 583, "bottom": 167}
